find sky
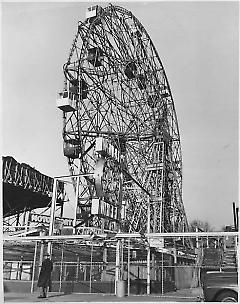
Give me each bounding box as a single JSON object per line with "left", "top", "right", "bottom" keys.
{"left": 1, "top": 1, "right": 239, "bottom": 230}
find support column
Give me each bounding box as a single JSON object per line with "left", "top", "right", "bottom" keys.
{"left": 121, "top": 238, "right": 124, "bottom": 279}
{"left": 147, "top": 196, "right": 151, "bottom": 295}
{"left": 151, "top": 252, "right": 155, "bottom": 280}
{"left": 73, "top": 175, "right": 80, "bottom": 234}
{"left": 22, "top": 206, "right": 27, "bottom": 227}
{"left": 24, "top": 211, "right": 30, "bottom": 236}
{"left": 39, "top": 229, "right": 46, "bottom": 282}
{"left": 147, "top": 247, "right": 151, "bottom": 294}
{"left": 16, "top": 212, "right": 20, "bottom": 228}
{"left": 161, "top": 250, "right": 164, "bottom": 295}
{"left": 159, "top": 201, "right": 163, "bottom": 233}
{"left": 127, "top": 238, "right": 130, "bottom": 296}
{"left": 48, "top": 178, "right": 58, "bottom": 254}
{"left": 39, "top": 230, "right": 46, "bottom": 264}
{"left": 196, "top": 227, "right": 199, "bottom": 249}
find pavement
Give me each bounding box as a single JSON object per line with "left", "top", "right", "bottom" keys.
{"left": 4, "top": 287, "right": 204, "bottom": 303}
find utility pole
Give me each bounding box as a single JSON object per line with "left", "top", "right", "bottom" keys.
{"left": 232, "top": 202, "right": 237, "bottom": 231}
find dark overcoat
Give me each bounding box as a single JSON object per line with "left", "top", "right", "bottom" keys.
{"left": 37, "top": 258, "right": 53, "bottom": 288}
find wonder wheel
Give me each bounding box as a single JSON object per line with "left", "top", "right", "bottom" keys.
{"left": 57, "top": 4, "right": 188, "bottom": 234}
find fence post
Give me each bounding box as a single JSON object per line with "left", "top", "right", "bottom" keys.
{"left": 84, "top": 265, "right": 87, "bottom": 281}
{"left": 127, "top": 238, "right": 130, "bottom": 296}
{"left": 115, "top": 239, "right": 120, "bottom": 294}
{"left": 151, "top": 252, "right": 155, "bottom": 280}
{"left": 121, "top": 238, "right": 124, "bottom": 280}
{"left": 147, "top": 247, "right": 151, "bottom": 294}
{"left": 39, "top": 229, "right": 45, "bottom": 279}
{"left": 89, "top": 241, "right": 93, "bottom": 293}
{"left": 76, "top": 255, "right": 80, "bottom": 282}
{"left": 147, "top": 196, "right": 151, "bottom": 295}
{"left": 161, "top": 250, "right": 164, "bottom": 294}
{"left": 102, "top": 245, "right": 107, "bottom": 281}
{"left": 31, "top": 241, "right": 38, "bottom": 293}
{"left": 59, "top": 242, "right": 64, "bottom": 292}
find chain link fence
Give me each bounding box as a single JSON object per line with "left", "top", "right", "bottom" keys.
{"left": 3, "top": 234, "right": 238, "bottom": 296}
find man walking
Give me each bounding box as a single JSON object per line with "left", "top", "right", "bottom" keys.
{"left": 37, "top": 253, "right": 53, "bottom": 298}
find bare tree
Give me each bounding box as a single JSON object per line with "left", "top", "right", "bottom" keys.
{"left": 189, "top": 219, "right": 214, "bottom": 232}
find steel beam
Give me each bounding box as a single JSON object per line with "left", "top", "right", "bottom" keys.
{"left": 3, "top": 231, "right": 239, "bottom": 242}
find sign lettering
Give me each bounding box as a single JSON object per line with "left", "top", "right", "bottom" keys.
{"left": 30, "top": 213, "right": 77, "bottom": 227}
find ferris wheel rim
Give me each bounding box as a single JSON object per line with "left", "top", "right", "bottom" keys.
{"left": 64, "top": 4, "right": 182, "bottom": 144}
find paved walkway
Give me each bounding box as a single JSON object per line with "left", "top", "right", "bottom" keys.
{"left": 4, "top": 288, "right": 203, "bottom": 303}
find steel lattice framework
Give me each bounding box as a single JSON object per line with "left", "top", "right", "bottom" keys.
{"left": 58, "top": 4, "right": 189, "bottom": 234}
{"left": 2, "top": 156, "right": 65, "bottom": 218}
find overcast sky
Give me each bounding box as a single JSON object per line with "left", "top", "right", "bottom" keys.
{"left": 2, "top": 1, "right": 239, "bottom": 230}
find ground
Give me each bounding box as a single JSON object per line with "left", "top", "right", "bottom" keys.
{"left": 4, "top": 287, "right": 203, "bottom": 303}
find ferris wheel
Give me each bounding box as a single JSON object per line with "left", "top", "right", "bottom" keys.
{"left": 57, "top": 4, "right": 188, "bottom": 234}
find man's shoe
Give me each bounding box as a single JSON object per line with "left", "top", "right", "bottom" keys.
{"left": 37, "top": 296, "right": 46, "bottom": 299}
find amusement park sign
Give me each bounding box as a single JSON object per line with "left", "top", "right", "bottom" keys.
{"left": 30, "top": 213, "right": 77, "bottom": 227}
{"left": 29, "top": 213, "right": 103, "bottom": 235}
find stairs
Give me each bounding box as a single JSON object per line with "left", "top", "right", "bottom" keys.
{"left": 221, "top": 236, "right": 237, "bottom": 271}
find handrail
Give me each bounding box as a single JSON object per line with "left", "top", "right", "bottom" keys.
{"left": 3, "top": 231, "right": 239, "bottom": 242}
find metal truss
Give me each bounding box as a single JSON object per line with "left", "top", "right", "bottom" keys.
{"left": 59, "top": 4, "right": 189, "bottom": 235}
{"left": 2, "top": 156, "right": 66, "bottom": 218}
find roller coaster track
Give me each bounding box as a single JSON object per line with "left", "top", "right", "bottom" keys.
{"left": 2, "top": 156, "right": 65, "bottom": 217}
